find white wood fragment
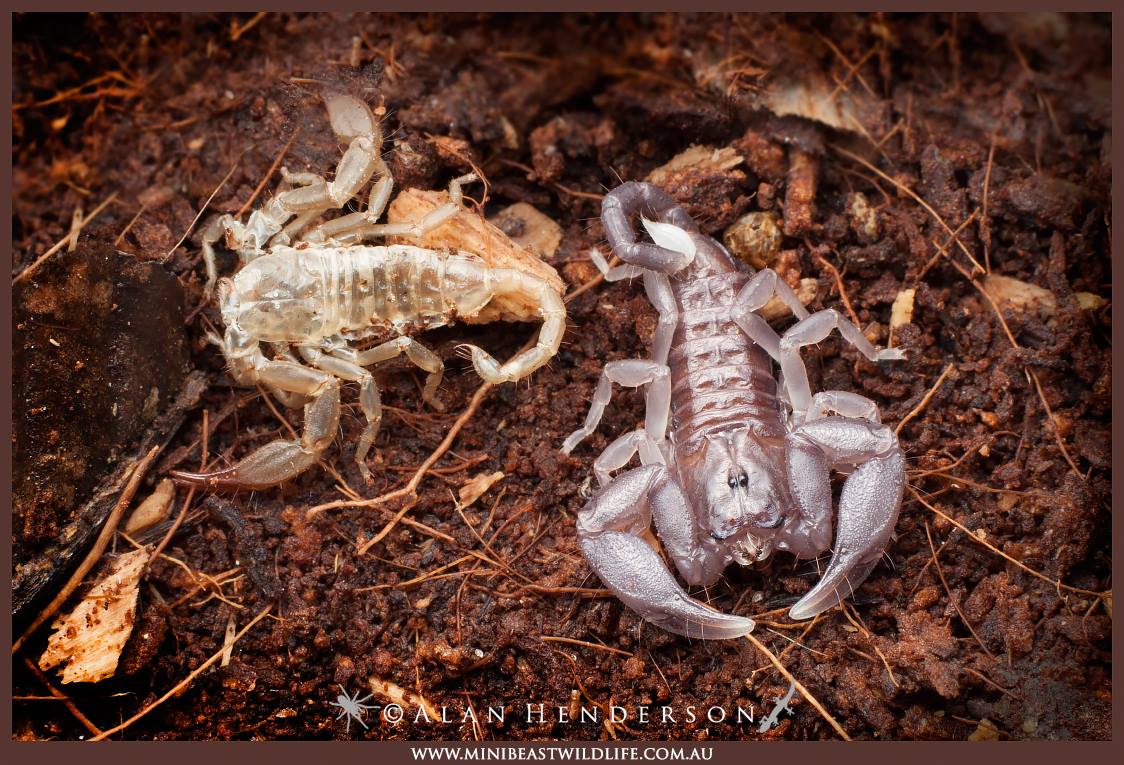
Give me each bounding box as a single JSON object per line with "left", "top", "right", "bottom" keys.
{"left": 890, "top": 288, "right": 917, "bottom": 329}
{"left": 39, "top": 548, "right": 150, "bottom": 684}
{"left": 488, "top": 202, "right": 563, "bottom": 259}
{"left": 369, "top": 676, "right": 440, "bottom": 721}
{"left": 645, "top": 144, "right": 744, "bottom": 185}
{"left": 983, "top": 275, "right": 1057, "bottom": 316}
{"left": 457, "top": 471, "right": 505, "bottom": 509}
{"left": 124, "top": 478, "right": 176, "bottom": 535}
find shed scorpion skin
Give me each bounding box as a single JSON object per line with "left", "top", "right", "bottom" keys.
{"left": 562, "top": 182, "right": 905, "bottom": 639}
{"left": 173, "top": 95, "right": 565, "bottom": 490}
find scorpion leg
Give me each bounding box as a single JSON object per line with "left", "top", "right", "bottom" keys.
{"left": 274, "top": 209, "right": 323, "bottom": 247}
{"left": 591, "top": 429, "right": 666, "bottom": 487}
{"left": 782, "top": 417, "right": 905, "bottom": 620}
{"left": 587, "top": 247, "right": 677, "bottom": 370}
{"left": 324, "top": 173, "right": 479, "bottom": 244}
{"left": 644, "top": 270, "right": 679, "bottom": 366}
{"left": 299, "top": 347, "right": 381, "bottom": 483}
{"left": 460, "top": 269, "right": 566, "bottom": 384}
{"left": 561, "top": 359, "right": 671, "bottom": 455}
{"left": 302, "top": 157, "right": 396, "bottom": 245}
{"left": 602, "top": 181, "right": 699, "bottom": 274}
{"left": 200, "top": 215, "right": 229, "bottom": 296}
{"left": 778, "top": 309, "right": 906, "bottom": 418}
{"left": 806, "top": 391, "right": 881, "bottom": 423}
{"left": 730, "top": 268, "right": 813, "bottom": 364}
{"left": 589, "top": 247, "right": 646, "bottom": 282}
{"left": 199, "top": 95, "right": 382, "bottom": 289}
{"left": 578, "top": 465, "right": 755, "bottom": 639}
{"left": 351, "top": 336, "right": 445, "bottom": 411}
{"left": 736, "top": 268, "right": 812, "bottom": 321}
{"left": 173, "top": 362, "right": 340, "bottom": 489}
{"left": 732, "top": 310, "right": 782, "bottom": 359}
{"left": 265, "top": 343, "right": 312, "bottom": 409}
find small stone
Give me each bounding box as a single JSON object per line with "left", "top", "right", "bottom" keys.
{"left": 723, "top": 212, "right": 783, "bottom": 269}
{"left": 968, "top": 718, "right": 1001, "bottom": 741}
{"left": 847, "top": 192, "right": 880, "bottom": 243}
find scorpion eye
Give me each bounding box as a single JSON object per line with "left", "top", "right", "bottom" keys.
{"left": 727, "top": 472, "right": 750, "bottom": 490}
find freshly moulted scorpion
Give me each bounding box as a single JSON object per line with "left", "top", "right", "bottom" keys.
{"left": 562, "top": 182, "right": 906, "bottom": 639}
{"left": 173, "top": 94, "right": 565, "bottom": 490}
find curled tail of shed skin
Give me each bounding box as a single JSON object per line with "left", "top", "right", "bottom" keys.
{"left": 454, "top": 267, "right": 567, "bottom": 385}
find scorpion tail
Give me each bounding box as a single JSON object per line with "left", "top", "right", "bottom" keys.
{"left": 172, "top": 440, "right": 321, "bottom": 491}
{"left": 463, "top": 271, "right": 566, "bottom": 384}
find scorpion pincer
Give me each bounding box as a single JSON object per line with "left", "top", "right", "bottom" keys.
{"left": 562, "top": 182, "right": 906, "bottom": 639}
{"left": 173, "top": 95, "right": 565, "bottom": 490}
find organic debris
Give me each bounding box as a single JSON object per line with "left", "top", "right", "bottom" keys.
{"left": 124, "top": 479, "right": 175, "bottom": 535}
{"left": 457, "top": 470, "right": 505, "bottom": 509}
{"left": 982, "top": 274, "right": 1058, "bottom": 317}
{"left": 39, "top": 548, "right": 150, "bottom": 684}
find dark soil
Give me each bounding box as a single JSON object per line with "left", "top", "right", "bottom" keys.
{"left": 12, "top": 13, "right": 1111, "bottom": 741}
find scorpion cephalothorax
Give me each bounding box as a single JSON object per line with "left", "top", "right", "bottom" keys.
{"left": 173, "top": 95, "right": 565, "bottom": 490}
{"left": 563, "top": 182, "right": 905, "bottom": 639}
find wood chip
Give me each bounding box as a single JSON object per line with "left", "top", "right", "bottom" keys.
{"left": 457, "top": 470, "right": 505, "bottom": 509}
{"left": 997, "top": 492, "right": 1019, "bottom": 512}
{"left": 369, "top": 676, "right": 440, "bottom": 720}
{"left": 766, "top": 76, "right": 865, "bottom": 133}
{"left": 982, "top": 275, "right": 1057, "bottom": 317}
{"left": 1075, "top": 291, "right": 1107, "bottom": 311}
{"left": 890, "top": 288, "right": 917, "bottom": 329}
{"left": 968, "top": 718, "right": 1001, "bottom": 741}
{"left": 39, "top": 548, "right": 150, "bottom": 683}
{"left": 847, "top": 192, "right": 880, "bottom": 242}
{"left": 488, "top": 203, "right": 562, "bottom": 260}
{"left": 124, "top": 479, "right": 175, "bottom": 535}
{"left": 220, "top": 612, "right": 237, "bottom": 668}
{"left": 783, "top": 149, "right": 819, "bottom": 237}
{"left": 646, "top": 144, "right": 744, "bottom": 186}
{"left": 386, "top": 189, "right": 564, "bottom": 323}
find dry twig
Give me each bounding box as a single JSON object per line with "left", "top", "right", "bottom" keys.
{"left": 89, "top": 604, "right": 272, "bottom": 740}
{"left": 895, "top": 362, "right": 955, "bottom": 436}
{"left": 236, "top": 129, "right": 300, "bottom": 218}
{"left": 539, "top": 636, "right": 634, "bottom": 657}
{"left": 924, "top": 521, "right": 997, "bottom": 660}
{"left": 21, "top": 656, "right": 103, "bottom": 738}
{"left": 165, "top": 155, "right": 242, "bottom": 259}
{"left": 908, "top": 487, "right": 1107, "bottom": 600}
{"left": 832, "top": 144, "right": 984, "bottom": 273}
{"left": 14, "top": 192, "right": 119, "bottom": 285}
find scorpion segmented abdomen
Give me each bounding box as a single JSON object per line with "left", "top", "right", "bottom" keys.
{"left": 338, "top": 245, "right": 452, "bottom": 333}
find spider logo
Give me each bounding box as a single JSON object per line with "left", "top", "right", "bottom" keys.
{"left": 329, "top": 684, "right": 377, "bottom": 734}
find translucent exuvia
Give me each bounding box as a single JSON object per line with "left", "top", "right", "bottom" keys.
{"left": 173, "top": 95, "right": 565, "bottom": 490}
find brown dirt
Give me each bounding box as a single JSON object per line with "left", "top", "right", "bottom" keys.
{"left": 12, "top": 13, "right": 1111, "bottom": 741}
